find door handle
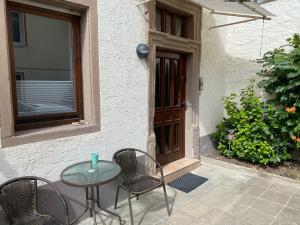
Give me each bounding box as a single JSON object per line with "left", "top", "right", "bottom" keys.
{"left": 182, "top": 101, "right": 187, "bottom": 110}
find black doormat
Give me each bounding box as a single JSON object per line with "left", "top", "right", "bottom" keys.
{"left": 168, "top": 173, "right": 208, "bottom": 193}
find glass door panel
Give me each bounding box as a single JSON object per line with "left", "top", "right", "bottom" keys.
{"left": 154, "top": 52, "right": 186, "bottom": 166}
{"left": 164, "top": 59, "right": 171, "bottom": 107}
{"left": 155, "top": 58, "right": 162, "bottom": 107}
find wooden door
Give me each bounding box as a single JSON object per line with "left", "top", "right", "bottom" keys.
{"left": 154, "top": 51, "right": 186, "bottom": 166}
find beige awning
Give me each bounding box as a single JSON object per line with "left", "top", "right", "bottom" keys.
{"left": 195, "top": 0, "right": 274, "bottom": 19}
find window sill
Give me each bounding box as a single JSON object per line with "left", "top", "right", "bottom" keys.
{"left": 1, "top": 123, "right": 100, "bottom": 148}
{"left": 148, "top": 30, "right": 201, "bottom": 45}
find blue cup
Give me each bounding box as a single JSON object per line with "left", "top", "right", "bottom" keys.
{"left": 91, "top": 152, "right": 99, "bottom": 170}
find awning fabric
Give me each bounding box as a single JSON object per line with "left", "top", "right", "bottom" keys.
{"left": 194, "top": 0, "right": 274, "bottom": 19}
{"left": 137, "top": 0, "right": 274, "bottom": 19}
{"left": 136, "top": 0, "right": 275, "bottom": 29}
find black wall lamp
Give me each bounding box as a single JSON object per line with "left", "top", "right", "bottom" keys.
{"left": 136, "top": 43, "right": 150, "bottom": 59}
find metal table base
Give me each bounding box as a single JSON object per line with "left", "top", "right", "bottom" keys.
{"left": 72, "top": 186, "right": 122, "bottom": 225}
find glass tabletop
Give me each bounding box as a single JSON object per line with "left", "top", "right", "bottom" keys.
{"left": 60, "top": 160, "right": 121, "bottom": 187}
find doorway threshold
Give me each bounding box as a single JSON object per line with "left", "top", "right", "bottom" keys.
{"left": 158, "top": 158, "right": 201, "bottom": 183}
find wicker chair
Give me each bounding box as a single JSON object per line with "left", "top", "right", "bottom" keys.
{"left": 113, "top": 148, "right": 170, "bottom": 225}
{"left": 0, "top": 176, "right": 69, "bottom": 225}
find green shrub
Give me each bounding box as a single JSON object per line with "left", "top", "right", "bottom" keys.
{"left": 257, "top": 34, "right": 300, "bottom": 149}
{"left": 214, "top": 81, "right": 290, "bottom": 165}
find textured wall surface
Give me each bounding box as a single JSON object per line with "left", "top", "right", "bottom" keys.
{"left": 0, "top": 0, "right": 148, "bottom": 183}
{"left": 199, "top": 11, "right": 227, "bottom": 136}
{"left": 199, "top": 0, "right": 300, "bottom": 136}
{"left": 224, "top": 0, "right": 300, "bottom": 95}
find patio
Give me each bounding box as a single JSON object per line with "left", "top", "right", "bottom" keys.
{"left": 79, "top": 159, "right": 300, "bottom": 225}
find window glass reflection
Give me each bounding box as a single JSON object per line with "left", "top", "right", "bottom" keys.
{"left": 12, "top": 11, "right": 76, "bottom": 117}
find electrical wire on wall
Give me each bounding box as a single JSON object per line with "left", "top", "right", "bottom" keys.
{"left": 259, "top": 17, "right": 265, "bottom": 57}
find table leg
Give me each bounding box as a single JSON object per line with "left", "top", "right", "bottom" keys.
{"left": 91, "top": 188, "right": 97, "bottom": 225}
{"left": 70, "top": 208, "right": 88, "bottom": 225}
{"left": 87, "top": 188, "right": 93, "bottom": 218}
{"left": 96, "top": 186, "right": 122, "bottom": 225}
{"left": 71, "top": 186, "right": 122, "bottom": 225}
{"left": 70, "top": 187, "right": 93, "bottom": 225}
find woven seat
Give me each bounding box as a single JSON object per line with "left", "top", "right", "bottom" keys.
{"left": 124, "top": 176, "right": 161, "bottom": 193}
{"left": 0, "top": 177, "right": 69, "bottom": 225}
{"left": 113, "top": 148, "right": 170, "bottom": 225}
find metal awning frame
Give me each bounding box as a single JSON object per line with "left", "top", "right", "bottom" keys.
{"left": 135, "top": 0, "right": 272, "bottom": 29}
{"left": 207, "top": 1, "right": 271, "bottom": 29}
{"left": 209, "top": 17, "right": 261, "bottom": 29}
{"left": 136, "top": 0, "right": 152, "bottom": 6}
{"left": 209, "top": 10, "right": 270, "bottom": 20}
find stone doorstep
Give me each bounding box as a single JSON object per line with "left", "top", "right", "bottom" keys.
{"left": 156, "top": 158, "right": 201, "bottom": 183}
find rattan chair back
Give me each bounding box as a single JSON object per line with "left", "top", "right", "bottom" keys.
{"left": 0, "top": 176, "right": 69, "bottom": 225}
{"left": 113, "top": 148, "right": 170, "bottom": 225}
{"left": 0, "top": 178, "right": 37, "bottom": 223}
{"left": 113, "top": 148, "right": 140, "bottom": 185}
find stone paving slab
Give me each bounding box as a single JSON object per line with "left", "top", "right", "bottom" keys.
{"left": 79, "top": 159, "right": 300, "bottom": 225}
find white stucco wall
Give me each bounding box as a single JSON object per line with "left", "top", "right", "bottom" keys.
{"left": 199, "top": 10, "right": 227, "bottom": 136}
{"left": 199, "top": 0, "right": 300, "bottom": 136}
{"left": 224, "top": 0, "right": 300, "bottom": 96}
{"left": 0, "top": 0, "right": 148, "bottom": 183}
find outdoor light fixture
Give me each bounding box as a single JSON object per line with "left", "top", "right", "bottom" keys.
{"left": 136, "top": 43, "right": 150, "bottom": 59}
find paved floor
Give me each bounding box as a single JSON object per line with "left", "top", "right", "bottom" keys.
{"left": 79, "top": 158, "right": 300, "bottom": 225}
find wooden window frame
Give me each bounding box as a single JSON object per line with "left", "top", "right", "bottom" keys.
{"left": 6, "top": 1, "right": 83, "bottom": 131}
{"left": 156, "top": 8, "right": 186, "bottom": 37}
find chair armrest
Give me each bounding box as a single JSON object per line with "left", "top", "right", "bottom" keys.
{"left": 134, "top": 149, "right": 165, "bottom": 182}
{"left": 37, "top": 177, "right": 70, "bottom": 225}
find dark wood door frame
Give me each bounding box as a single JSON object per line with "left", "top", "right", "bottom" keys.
{"left": 154, "top": 51, "right": 186, "bottom": 166}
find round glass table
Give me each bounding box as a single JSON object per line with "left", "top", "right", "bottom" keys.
{"left": 61, "top": 160, "right": 122, "bottom": 225}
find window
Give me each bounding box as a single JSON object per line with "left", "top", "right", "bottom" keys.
{"left": 7, "top": 2, "right": 83, "bottom": 130}
{"left": 155, "top": 8, "right": 185, "bottom": 37}
{"left": 11, "top": 11, "right": 26, "bottom": 47}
